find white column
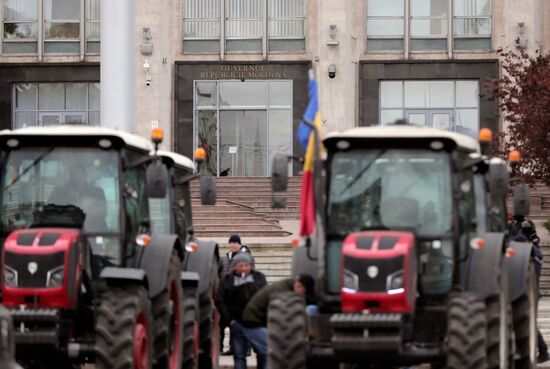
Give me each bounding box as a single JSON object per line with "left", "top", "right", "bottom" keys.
{"left": 100, "top": 0, "right": 134, "bottom": 132}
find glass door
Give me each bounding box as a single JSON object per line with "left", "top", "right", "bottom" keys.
{"left": 219, "top": 110, "right": 267, "bottom": 177}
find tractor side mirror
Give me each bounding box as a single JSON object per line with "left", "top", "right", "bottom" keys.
{"left": 513, "top": 184, "right": 531, "bottom": 217}
{"left": 146, "top": 160, "right": 168, "bottom": 198}
{"left": 488, "top": 161, "right": 509, "bottom": 198}
{"left": 200, "top": 176, "right": 216, "bottom": 205}
{"left": 271, "top": 155, "right": 289, "bottom": 192}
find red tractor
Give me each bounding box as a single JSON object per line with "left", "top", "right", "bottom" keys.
{"left": 269, "top": 124, "right": 529, "bottom": 368}
{"left": 0, "top": 126, "right": 218, "bottom": 369}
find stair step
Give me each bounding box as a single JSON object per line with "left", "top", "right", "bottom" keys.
{"left": 194, "top": 230, "right": 291, "bottom": 237}
{"left": 194, "top": 218, "right": 277, "bottom": 226}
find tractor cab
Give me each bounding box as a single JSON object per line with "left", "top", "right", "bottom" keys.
{"left": 0, "top": 126, "right": 154, "bottom": 295}
{"left": 321, "top": 126, "right": 480, "bottom": 309}
{"left": 269, "top": 124, "right": 521, "bottom": 369}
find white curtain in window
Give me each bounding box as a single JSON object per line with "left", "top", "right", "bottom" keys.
{"left": 268, "top": 0, "right": 305, "bottom": 38}
{"left": 225, "top": 0, "right": 262, "bottom": 38}
{"left": 86, "top": 0, "right": 100, "bottom": 39}
{"left": 44, "top": 0, "right": 80, "bottom": 20}
{"left": 4, "top": 0, "right": 37, "bottom": 20}
{"left": 183, "top": 0, "right": 220, "bottom": 39}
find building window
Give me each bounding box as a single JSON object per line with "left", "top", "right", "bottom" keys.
{"left": 13, "top": 82, "right": 100, "bottom": 128}
{"left": 379, "top": 80, "right": 479, "bottom": 138}
{"left": 366, "top": 0, "right": 491, "bottom": 52}
{"left": 2, "top": 0, "right": 100, "bottom": 55}
{"left": 193, "top": 80, "right": 293, "bottom": 177}
{"left": 453, "top": 0, "right": 491, "bottom": 50}
{"left": 182, "top": 0, "right": 306, "bottom": 54}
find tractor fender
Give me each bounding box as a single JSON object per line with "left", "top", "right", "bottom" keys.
{"left": 139, "top": 233, "right": 182, "bottom": 298}
{"left": 181, "top": 271, "right": 200, "bottom": 289}
{"left": 506, "top": 240, "right": 534, "bottom": 302}
{"left": 462, "top": 232, "right": 505, "bottom": 299}
{"left": 184, "top": 239, "right": 219, "bottom": 299}
{"left": 291, "top": 246, "right": 317, "bottom": 279}
{"left": 99, "top": 267, "right": 148, "bottom": 289}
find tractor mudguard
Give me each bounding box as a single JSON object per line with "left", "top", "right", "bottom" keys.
{"left": 99, "top": 267, "right": 148, "bottom": 288}
{"left": 291, "top": 246, "right": 317, "bottom": 278}
{"left": 184, "top": 240, "right": 219, "bottom": 299}
{"left": 506, "top": 240, "right": 534, "bottom": 302}
{"left": 462, "top": 232, "right": 505, "bottom": 299}
{"left": 181, "top": 271, "right": 200, "bottom": 288}
{"left": 139, "top": 233, "right": 182, "bottom": 298}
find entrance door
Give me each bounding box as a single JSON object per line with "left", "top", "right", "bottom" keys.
{"left": 219, "top": 110, "right": 267, "bottom": 177}
{"left": 404, "top": 110, "right": 454, "bottom": 130}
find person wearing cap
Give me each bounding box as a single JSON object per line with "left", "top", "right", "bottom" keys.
{"left": 219, "top": 234, "right": 254, "bottom": 355}
{"left": 216, "top": 252, "right": 267, "bottom": 369}
{"left": 220, "top": 234, "right": 253, "bottom": 279}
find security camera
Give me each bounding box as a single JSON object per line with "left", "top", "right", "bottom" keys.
{"left": 146, "top": 75, "right": 151, "bottom": 86}
{"left": 328, "top": 64, "right": 336, "bottom": 79}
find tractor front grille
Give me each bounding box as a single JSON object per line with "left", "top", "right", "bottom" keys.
{"left": 344, "top": 255, "right": 404, "bottom": 293}
{"left": 4, "top": 251, "right": 65, "bottom": 288}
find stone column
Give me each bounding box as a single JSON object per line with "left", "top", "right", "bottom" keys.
{"left": 100, "top": 0, "right": 134, "bottom": 132}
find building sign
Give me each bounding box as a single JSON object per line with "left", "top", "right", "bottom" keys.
{"left": 199, "top": 64, "right": 288, "bottom": 79}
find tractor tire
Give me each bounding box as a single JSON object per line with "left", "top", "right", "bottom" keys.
{"left": 268, "top": 291, "right": 307, "bottom": 369}
{"left": 446, "top": 292, "right": 488, "bottom": 369}
{"left": 512, "top": 261, "right": 537, "bottom": 369}
{"left": 486, "top": 262, "right": 512, "bottom": 369}
{"left": 181, "top": 286, "right": 199, "bottom": 369}
{"left": 197, "top": 258, "right": 219, "bottom": 369}
{"left": 152, "top": 251, "right": 184, "bottom": 369}
{"left": 95, "top": 285, "right": 153, "bottom": 369}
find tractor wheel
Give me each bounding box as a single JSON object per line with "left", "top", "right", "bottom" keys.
{"left": 446, "top": 292, "right": 488, "bottom": 369}
{"left": 181, "top": 286, "right": 199, "bottom": 369}
{"left": 268, "top": 291, "right": 307, "bottom": 369}
{"left": 486, "top": 263, "right": 512, "bottom": 369}
{"left": 512, "top": 261, "right": 537, "bottom": 369}
{"left": 197, "top": 258, "right": 219, "bottom": 369}
{"left": 152, "top": 251, "right": 184, "bottom": 369}
{"left": 95, "top": 285, "right": 153, "bottom": 369}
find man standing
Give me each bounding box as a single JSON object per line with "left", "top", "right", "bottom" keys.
{"left": 216, "top": 252, "right": 267, "bottom": 369}
{"left": 219, "top": 234, "right": 253, "bottom": 355}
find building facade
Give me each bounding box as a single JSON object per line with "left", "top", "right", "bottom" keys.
{"left": 0, "top": 0, "right": 549, "bottom": 176}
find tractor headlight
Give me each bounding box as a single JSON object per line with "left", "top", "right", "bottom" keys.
{"left": 46, "top": 266, "right": 64, "bottom": 288}
{"left": 343, "top": 269, "right": 359, "bottom": 293}
{"left": 386, "top": 269, "right": 404, "bottom": 294}
{"left": 4, "top": 266, "right": 17, "bottom": 287}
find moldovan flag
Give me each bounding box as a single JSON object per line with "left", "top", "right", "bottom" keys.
{"left": 298, "top": 71, "right": 322, "bottom": 237}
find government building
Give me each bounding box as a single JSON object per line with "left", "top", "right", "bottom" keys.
{"left": 0, "top": 0, "right": 549, "bottom": 177}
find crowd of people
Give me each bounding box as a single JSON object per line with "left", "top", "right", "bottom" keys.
{"left": 216, "top": 234, "right": 315, "bottom": 369}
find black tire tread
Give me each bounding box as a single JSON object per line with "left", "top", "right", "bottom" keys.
{"left": 198, "top": 258, "right": 219, "bottom": 369}
{"left": 152, "top": 251, "right": 184, "bottom": 369}
{"left": 95, "top": 286, "right": 153, "bottom": 369}
{"left": 268, "top": 291, "right": 307, "bottom": 369}
{"left": 182, "top": 286, "right": 199, "bottom": 369}
{"left": 446, "top": 292, "right": 488, "bottom": 369}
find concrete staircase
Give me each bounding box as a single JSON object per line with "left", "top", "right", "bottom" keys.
{"left": 191, "top": 177, "right": 302, "bottom": 238}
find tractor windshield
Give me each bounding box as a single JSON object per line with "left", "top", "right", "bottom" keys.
{"left": 327, "top": 149, "right": 453, "bottom": 238}
{"left": 1, "top": 147, "right": 120, "bottom": 234}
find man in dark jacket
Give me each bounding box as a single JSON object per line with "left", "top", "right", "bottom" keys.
{"left": 219, "top": 234, "right": 254, "bottom": 355}
{"left": 509, "top": 218, "right": 549, "bottom": 363}
{"left": 216, "top": 252, "right": 267, "bottom": 369}
{"left": 238, "top": 274, "right": 315, "bottom": 368}
{"left": 243, "top": 274, "right": 315, "bottom": 327}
